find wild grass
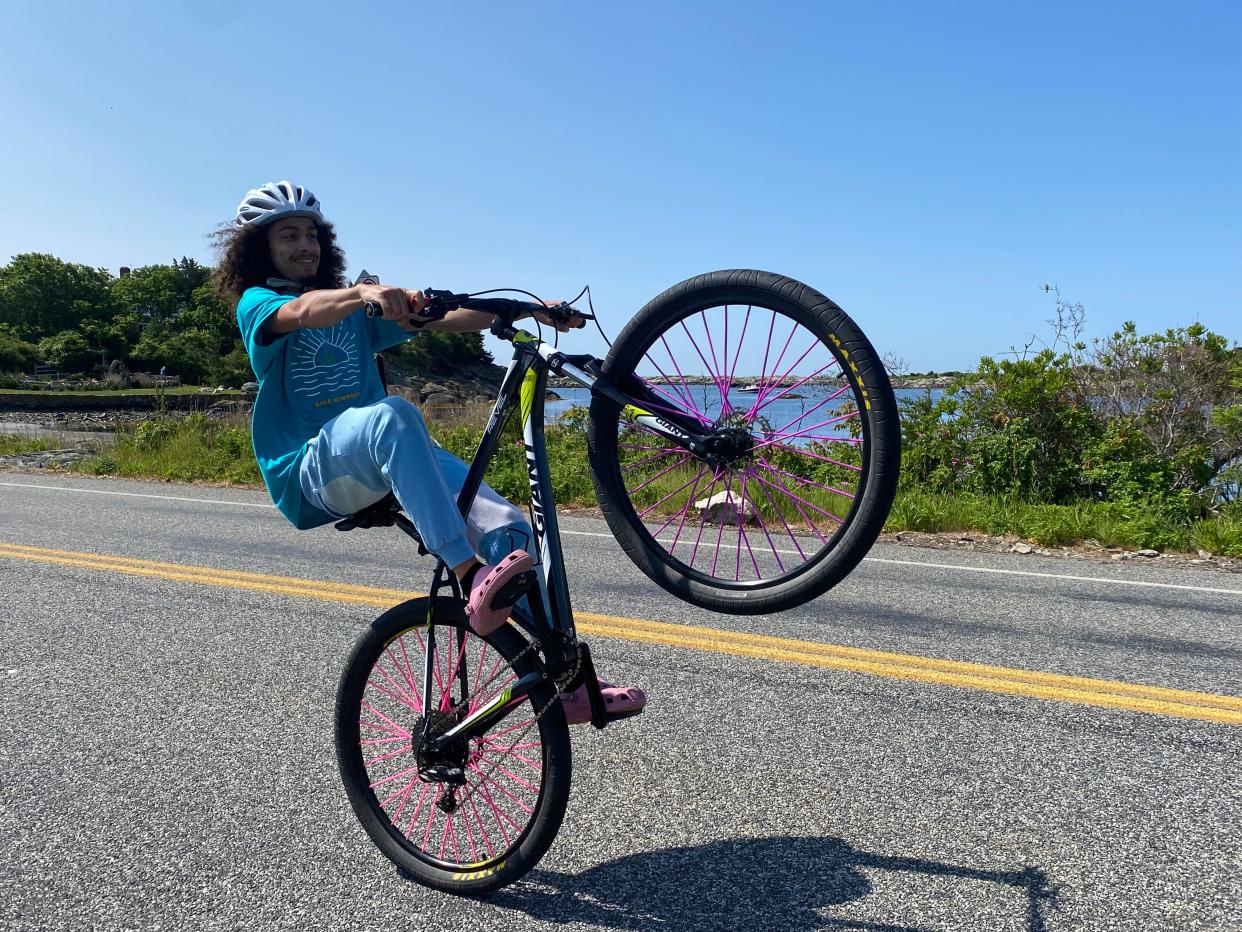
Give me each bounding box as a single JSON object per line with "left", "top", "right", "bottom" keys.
{"left": 0, "top": 434, "right": 56, "bottom": 455}
{"left": 884, "top": 489, "right": 1242, "bottom": 555}
{"left": 80, "top": 414, "right": 261, "bottom": 484}
{"left": 63, "top": 406, "right": 1242, "bottom": 557}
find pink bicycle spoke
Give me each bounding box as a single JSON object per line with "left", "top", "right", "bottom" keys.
{"left": 477, "top": 746, "right": 542, "bottom": 770}
{"left": 638, "top": 465, "right": 709, "bottom": 521}
{"left": 747, "top": 336, "right": 821, "bottom": 419}
{"left": 752, "top": 411, "right": 859, "bottom": 450}
{"left": 359, "top": 716, "right": 409, "bottom": 738}
{"left": 749, "top": 471, "right": 843, "bottom": 526}
{"left": 488, "top": 765, "right": 540, "bottom": 794}
{"left": 755, "top": 310, "right": 779, "bottom": 402}
{"left": 622, "top": 448, "right": 682, "bottom": 474}
{"left": 645, "top": 465, "right": 710, "bottom": 529}
{"left": 751, "top": 317, "right": 800, "bottom": 411}
{"left": 638, "top": 369, "right": 711, "bottom": 424}
{"left": 379, "top": 775, "right": 420, "bottom": 814}
{"left": 368, "top": 765, "right": 420, "bottom": 791}
{"left": 727, "top": 305, "right": 753, "bottom": 389}
{"left": 735, "top": 472, "right": 747, "bottom": 581}
{"left": 366, "top": 675, "right": 420, "bottom": 713}
{"left": 748, "top": 467, "right": 809, "bottom": 557}
{"left": 762, "top": 460, "right": 856, "bottom": 501}
{"left": 477, "top": 737, "right": 543, "bottom": 753}
{"left": 395, "top": 638, "right": 421, "bottom": 697}
{"left": 475, "top": 784, "right": 517, "bottom": 845}
{"left": 618, "top": 442, "right": 684, "bottom": 454}
{"left": 364, "top": 745, "right": 414, "bottom": 769}
{"left": 467, "top": 799, "right": 496, "bottom": 860}
{"left": 751, "top": 363, "right": 844, "bottom": 418}
{"left": 404, "top": 785, "right": 431, "bottom": 840}
{"left": 768, "top": 441, "right": 863, "bottom": 472}
{"left": 474, "top": 771, "right": 534, "bottom": 817}
{"left": 710, "top": 470, "right": 737, "bottom": 577}
{"left": 412, "top": 629, "right": 449, "bottom": 705}
{"left": 656, "top": 333, "right": 707, "bottom": 417}
{"left": 642, "top": 344, "right": 697, "bottom": 412}
{"left": 686, "top": 472, "right": 720, "bottom": 568}
{"left": 698, "top": 309, "right": 727, "bottom": 406}
{"left": 361, "top": 701, "right": 411, "bottom": 739}
{"left": 361, "top": 735, "right": 409, "bottom": 748}
{"left": 626, "top": 454, "right": 692, "bottom": 496}
{"left": 462, "top": 806, "right": 480, "bottom": 864}
{"left": 472, "top": 643, "right": 490, "bottom": 701}
{"left": 664, "top": 468, "right": 713, "bottom": 555}
{"left": 738, "top": 506, "right": 764, "bottom": 579}
{"left": 420, "top": 795, "right": 439, "bottom": 850}
{"left": 678, "top": 319, "right": 720, "bottom": 398}
{"left": 484, "top": 716, "right": 539, "bottom": 742}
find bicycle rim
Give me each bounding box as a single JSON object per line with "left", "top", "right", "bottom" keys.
{"left": 603, "top": 300, "right": 873, "bottom": 590}
{"left": 352, "top": 621, "right": 553, "bottom": 872}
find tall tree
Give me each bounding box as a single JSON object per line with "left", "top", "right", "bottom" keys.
{"left": 177, "top": 283, "right": 235, "bottom": 351}
{"left": 0, "top": 253, "right": 115, "bottom": 341}
{"left": 111, "top": 264, "right": 183, "bottom": 324}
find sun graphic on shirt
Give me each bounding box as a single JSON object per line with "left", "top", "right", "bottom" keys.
{"left": 291, "top": 322, "right": 361, "bottom": 400}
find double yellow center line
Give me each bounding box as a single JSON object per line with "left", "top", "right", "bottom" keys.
{"left": 2, "top": 540, "right": 1239, "bottom": 726}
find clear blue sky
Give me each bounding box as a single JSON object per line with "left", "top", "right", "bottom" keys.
{"left": 1, "top": 1, "right": 1237, "bottom": 371}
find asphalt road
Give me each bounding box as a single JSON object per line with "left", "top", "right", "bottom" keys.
{"left": 1, "top": 474, "right": 1239, "bottom": 932}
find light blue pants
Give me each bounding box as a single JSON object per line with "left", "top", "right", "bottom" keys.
{"left": 298, "top": 397, "right": 535, "bottom": 571}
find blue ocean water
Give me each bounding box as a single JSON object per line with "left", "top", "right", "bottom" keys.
{"left": 544, "top": 385, "right": 942, "bottom": 436}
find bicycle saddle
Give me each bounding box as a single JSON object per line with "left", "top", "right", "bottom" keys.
{"left": 333, "top": 492, "right": 401, "bottom": 531}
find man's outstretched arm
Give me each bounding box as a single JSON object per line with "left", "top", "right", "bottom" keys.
{"left": 266, "top": 284, "right": 424, "bottom": 334}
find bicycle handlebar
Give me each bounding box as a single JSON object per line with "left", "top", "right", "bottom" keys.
{"left": 363, "top": 290, "right": 589, "bottom": 331}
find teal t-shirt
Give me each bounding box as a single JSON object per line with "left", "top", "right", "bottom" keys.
{"left": 236, "top": 286, "right": 415, "bottom": 529}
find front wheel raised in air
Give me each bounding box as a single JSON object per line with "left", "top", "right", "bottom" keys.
{"left": 335, "top": 597, "right": 571, "bottom": 894}
{"left": 588, "top": 270, "right": 900, "bottom": 615}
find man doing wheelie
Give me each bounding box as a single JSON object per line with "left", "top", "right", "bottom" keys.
{"left": 214, "top": 180, "right": 644, "bottom": 722}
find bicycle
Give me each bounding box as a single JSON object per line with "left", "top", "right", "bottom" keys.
{"left": 334, "top": 269, "right": 900, "bottom": 893}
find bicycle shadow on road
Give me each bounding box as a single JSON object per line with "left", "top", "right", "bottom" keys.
{"left": 487, "top": 836, "right": 1055, "bottom": 932}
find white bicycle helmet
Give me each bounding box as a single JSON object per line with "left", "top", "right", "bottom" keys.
{"left": 235, "top": 180, "right": 324, "bottom": 227}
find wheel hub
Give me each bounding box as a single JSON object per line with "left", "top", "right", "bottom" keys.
{"left": 703, "top": 424, "right": 755, "bottom": 468}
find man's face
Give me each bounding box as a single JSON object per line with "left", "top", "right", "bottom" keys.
{"left": 266, "top": 217, "right": 321, "bottom": 282}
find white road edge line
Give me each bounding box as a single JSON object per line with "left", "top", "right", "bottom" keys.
{"left": 2, "top": 480, "right": 1239, "bottom": 597}
{"left": 0, "top": 481, "right": 271, "bottom": 509}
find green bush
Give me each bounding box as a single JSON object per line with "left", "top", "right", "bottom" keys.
{"left": 900, "top": 319, "right": 1240, "bottom": 531}
{"left": 38, "top": 330, "right": 96, "bottom": 372}
{"left": 0, "top": 330, "right": 39, "bottom": 373}
{"left": 210, "top": 340, "right": 254, "bottom": 389}
{"left": 1191, "top": 516, "right": 1242, "bottom": 558}
{"left": 386, "top": 330, "right": 493, "bottom": 376}
{"left": 133, "top": 419, "right": 174, "bottom": 450}
{"left": 0, "top": 434, "right": 54, "bottom": 455}
{"left": 89, "top": 415, "right": 262, "bottom": 484}
{"left": 129, "top": 328, "right": 217, "bottom": 384}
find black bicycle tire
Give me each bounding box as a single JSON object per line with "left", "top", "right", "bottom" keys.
{"left": 335, "top": 597, "right": 571, "bottom": 895}
{"left": 587, "top": 269, "right": 900, "bottom": 615}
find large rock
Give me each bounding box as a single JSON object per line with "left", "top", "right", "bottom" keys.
{"left": 694, "top": 490, "right": 758, "bottom": 525}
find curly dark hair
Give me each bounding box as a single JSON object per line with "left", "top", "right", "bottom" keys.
{"left": 212, "top": 219, "right": 348, "bottom": 304}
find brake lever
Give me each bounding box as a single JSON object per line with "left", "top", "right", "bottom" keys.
{"left": 542, "top": 301, "right": 593, "bottom": 328}
{"left": 364, "top": 288, "right": 463, "bottom": 323}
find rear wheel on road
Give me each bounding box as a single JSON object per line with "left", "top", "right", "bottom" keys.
{"left": 335, "top": 597, "right": 571, "bottom": 894}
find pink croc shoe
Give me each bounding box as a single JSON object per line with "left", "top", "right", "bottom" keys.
{"left": 464, "top": 551, "right": 535, "bottom": 636}
{"left": 561, "top": 680, "right": 646, "bottom": 725}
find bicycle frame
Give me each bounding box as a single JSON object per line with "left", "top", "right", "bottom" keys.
{"left": 416, "top": 310, "right": 709, "bottom": 752}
